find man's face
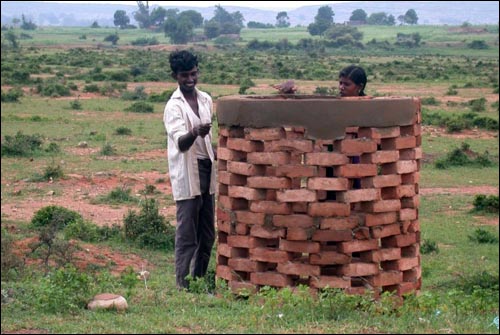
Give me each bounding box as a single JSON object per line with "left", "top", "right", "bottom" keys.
{"left": 339, "top": 76, "right": 361, "bottom": 97}
{"left": 175, "top": 66, "right": 198, "bottom": 93}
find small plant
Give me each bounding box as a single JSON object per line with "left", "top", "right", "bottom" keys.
{"left": 95, "top": 186, "right": 138, "bottom": 204}
{"left": 1, "top": 227, "right": 25, "bottom": 280}
{"left": 31, "top": 205, "right": 83, "bottom": 230}
{"left": 468, "top": 228, "right": 499, "bottom": 244}
{"left": 125, "top": 101, "right": 154, "bottom": 113}
{"left": 69, "top": 99, "right": 82, "bottom": 110}
{"left": 471, "top": 194, "right": 499, "bottom": 213}
{"left": 1, "top": 131, "right": 43, "bottom": 156}
{"left": 100, "top": 142, "right": 116, "bottom": 156}
{"left": 115, "top": 126, "right": 132, "bottom": 135}
{"left": 420, "top": 239, "right": 440, "bottom": 254}
{"left": 123, "top": 198, "right": 175, "bottom": 250}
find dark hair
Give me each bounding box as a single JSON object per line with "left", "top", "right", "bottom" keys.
{"left": 339, "top": 65, "right": 367, "bottom": 96}
{"left": 169, "top": 50, "right": 198, "bottom": 75}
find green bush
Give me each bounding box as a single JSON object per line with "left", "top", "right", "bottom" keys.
{"left": 468, "top": 228, "right": 499, "bottom": 244}
{"left": 31, "top": 205, "right": 83, "bottom": 230}
{"left": 125, "top": 101, "right": 154, "bottom": 113}
{"left": 1, "top": 87, "right": 24, "bottom": 102}
{"left": 472, "top": 194, "right": 499, "bottom": 213}
{"left": 115, "top": 126, "right": 132, "bottom": 135}
{"left": 124, "top": 198, "right": 175, "bottom": 250}
{"left": 420, "top": 239, "right": 439, "bottom": 254}
{"left": 1, "top": 131, "right": 43, "bottom": 156}
{"left": 1, "top": 227, "right": 25, "bottom": 281}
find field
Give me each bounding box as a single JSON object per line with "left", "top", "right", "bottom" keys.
{"left": 1, "top": 24, "right": 499, "bottom": 334}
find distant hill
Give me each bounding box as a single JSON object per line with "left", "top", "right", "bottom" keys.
{"left": 1, "top": 1, "right": 498, "bottom": 27}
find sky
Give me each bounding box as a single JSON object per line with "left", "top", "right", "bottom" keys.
{"left": 40, "top": 1, "right": 353, "bottom": 11}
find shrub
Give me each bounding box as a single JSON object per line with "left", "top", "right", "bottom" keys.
{"left": 468, "top": 228, "right": 499, "bottom": 244}
{"left": 125, "top": 101, "right": 154, "bottom": 113}
{"left": 148, "top": 89, "right": 174, "bottom": 103}
{"left": 1, "top": 87, "right": 24, "bottom": 102}
{"left": 1, "top": 131, "right": 43, "bottom": 156}
{"left": 124, "top": 198, "right": 175, "bottom": 250}
{"left": 115, "top": 126, "right": 132, "bottom": 135}
{"left": 100, "top": 143, "right": 116, "bottom": 156}
{"left": 472, "top": 194, "right": 499, "bottom": 213}
{"left": 1, "top": 227, "right": 25, "bottom": 280}
{"left": 96, "top": 186, "right": 138, "bottom": 204}
{"left": 31, "top": 205, "right": 83, "bottom": 229}
{"left": 420, "top": 239, "right": 439, "bottom": 254}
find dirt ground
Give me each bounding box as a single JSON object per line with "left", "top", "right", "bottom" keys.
{"left": 1, "top": 125, "right": 498, "bottom": 286}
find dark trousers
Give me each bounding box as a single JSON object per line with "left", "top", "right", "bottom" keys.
{"left": 175, "top": 159, "right": 215, "bottom": 289}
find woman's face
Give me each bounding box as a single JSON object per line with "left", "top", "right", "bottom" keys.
{"left": 339, "top": 76, "right": 361, "bottom": 97}
{"left": 175, "top": 66, "right": 198, "bottom": 93}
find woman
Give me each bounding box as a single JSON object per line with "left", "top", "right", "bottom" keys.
{"left": 338, "top": 65, "right": 367, "bottom": 97}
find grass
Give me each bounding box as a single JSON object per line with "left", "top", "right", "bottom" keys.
{"left": 1, "top": 23, "right": 499, "bottom": 333}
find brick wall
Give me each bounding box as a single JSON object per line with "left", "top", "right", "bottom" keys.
{"left": 215, "top": 96, "right": 422, "bottom": 297}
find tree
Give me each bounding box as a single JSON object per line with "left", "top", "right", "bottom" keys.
{"left": 150, "top": 7, "right": 167, "bottom": 27}
{"left": 90, "top": 21, "right": 100, "bottom": 28}
{"left": 113, "top": 10, "right": 130, "bottom": 29}
{"left": 5, "top": 30, "right": 19, "bottom": 49}
{"left": 134, "top": 1, "right": 151, "bottom": 28}
{"left": 276, "top": 11, "right": 290, "bottom": 28}
{"left": 367, "top": 12, "right": 395, "bottom": 26}
{"left": 164, "top": 11, "right": 194, "bottom": 44}
{"left": 104, "top": 33, "right": 119, "bottom": 45}
{"left": 20, "top": 14, "right": 37, "bottom": 30}
{"left": 178, "top": 10, "right": 204, "bottom": 28}
{"left": 349, "top": 9, "right": 367, "bottom": 23}
{"left": 204, "top": 5, "right": 244, "bottom": 38}
{"left": 404, "top": 9, "right": 419, "bottom": 25}
{"left": 307, "top": 5, "right": 334, "bottom": 36}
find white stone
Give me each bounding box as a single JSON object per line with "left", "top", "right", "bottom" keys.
{"left": 87, "top": 293, "right": 128, "bottom": 311}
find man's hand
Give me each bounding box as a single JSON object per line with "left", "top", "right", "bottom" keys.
{"left": 192, "top": 123, "right": 211, "bottom": 138}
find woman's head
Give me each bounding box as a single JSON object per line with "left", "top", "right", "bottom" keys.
{"left": 338, "top": 65, "right": 367, "bottom": 97}
{"left": 169, "top": 50, "right": 199, "bottom": 93}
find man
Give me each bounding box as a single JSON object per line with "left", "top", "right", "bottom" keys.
{"left": 163, "top": 50, "right": 216, "bottom": 289}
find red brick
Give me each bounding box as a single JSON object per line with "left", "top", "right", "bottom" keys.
{"left": 309, "top": 251, "right": 351, "bottom": 265}
{"left": 312, "top": 229, "right": 352, "bottom": 242}
{"left": 250, "top": 225, "right": 286, "bottom": 239}
{"left": 286, "top": 227, "right": 312, "bottom": 240}
{"left": 250, "top": 201, "right": 291, "bottom": 214}
{"left": 362, "top": 200, "right": 401, "bottom": 213}
{"left": 336, "top": 164, "right": 377, "bottom": 178}
{"left": 250, "top": 271, "right": 293, "bottom": 287}
{"left": 309, "top": 202, "right": 351, "bottom": 217}
{"left": 280, "top": 239, "right": 321, "bottom": 253}
{"left": 277, "top": 189, "right": 317, "bottom": 202}
{"left": 235, "top": 211, "right": 266, "bottom": 225}
{"left": 358, "top": 126, "right": 401, "bottom": 139}
{"left": 277, "top": 261, "right": 321, "bottom": 276}
{"left": 335, "top": 138, "right": 378, "bottom": 155}
{"left": 307, "top": 177, "right": 349, "bottom": 191}
{"left": 320, "top": 216, "right": 360, "bottom": 230}
{"left": 371, "top": 223, "right": 401, "bottom": 239}
{"left": 226, "top": 137, "right": 263, "bottom": 152}
{"left": 402, "top": 244, "right": 420, "bottom": 257}
{"left": 235, "top": 223, "right": 248, "bottom": 235}
{"left": 362, "top": 175, "right": 402, "bottom": 188}
{"left": 305, "top": 152, "right": 349, "bottom": 166}
{"left": 217, "top": 208, "right": 231, "bottom": 222}
{"left": 275, "top": 165, "right": 317, "bottom": 178}
{"left": 264, "top": 139, "right": 314, "bottom": 153}
{"left": 339, "top": 262, "right": 379, "bottom": 276}
{"left": 219, "top": 127, "right": 244, "bottom": 138}
{"left": 382, "top": 233, "right": 417, "bottom": 248}
{"left": 368, "top": 271, "right": 403, "bottom": 287}
{"left": 338, "top": 239, "right": 379, "bottom": 253}
{"left": 337, "top": 189, "right": 380, "bottom": 203}
{"left": 227, "top": 235, "right": 266, "bottom": 249}
{"left": 360, "top": 248, "right": 401, "bottom": 262}
{"left": 399, "top": 208, "right": 417, "bottom": 221}
{"left": 382, "top": 257, "right": 419, "bottom": 271}
{"left": 401, "top": 195, "right": 420, "bottom": 208}
{"left": 217, "top": 220, "right": 234, "bottom": 234}
{"left": 247, "top": 152, "right": 290, "bottom": 165}
{"left": 273, "top": 214, "right": 314, "bottom": 228}
{"left": 401, "top": 172, "right": 420, "bottom": 184}
{"left": 361, "top": 150, "right": 400, "bottom": 164}
{"left": 218, "top": 195, "right": 248, "bottom": 210}
{"left": 310, "top": 275, "right": 351, "bottom": 289}
{"left": 399, "top": 147, "right": 422, "bottom": 160}
{"left": 227, "top": 161, "right": 265, "bottom": 176}
{"left": 397, "top": 184, "right": 416, "bottom": 198}
{"left": 353, "top": 227, "right": 371, "bottom": 240}
{"left": 228, "top": 258, "right": 266, "bottom": 272}
{"left": 249, "top": 247, "right": 292, "bottom": 263}
{"left": 247, "top": 176, "right": 291, "bottom": 189}
{"left": 217, "top": 147, "right": 247, "bottom": 162}
{"left": 228, "top": 186, "right": 266, "bottom": 201}
{"left": 244, "top": 127, "right": 285, "bottom": 141}
{"left": 216, "top": 264, "right": 237, "bottom": 281}
{"left": 363, "top": 212, "right": 398, "bottom": 226}
{"left": 217, "top": 243, "right": 248, "bottom": 258}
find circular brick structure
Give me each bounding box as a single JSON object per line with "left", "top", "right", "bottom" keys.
{"left": 215, "top": 95, "right": 422, "bottom": 297}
